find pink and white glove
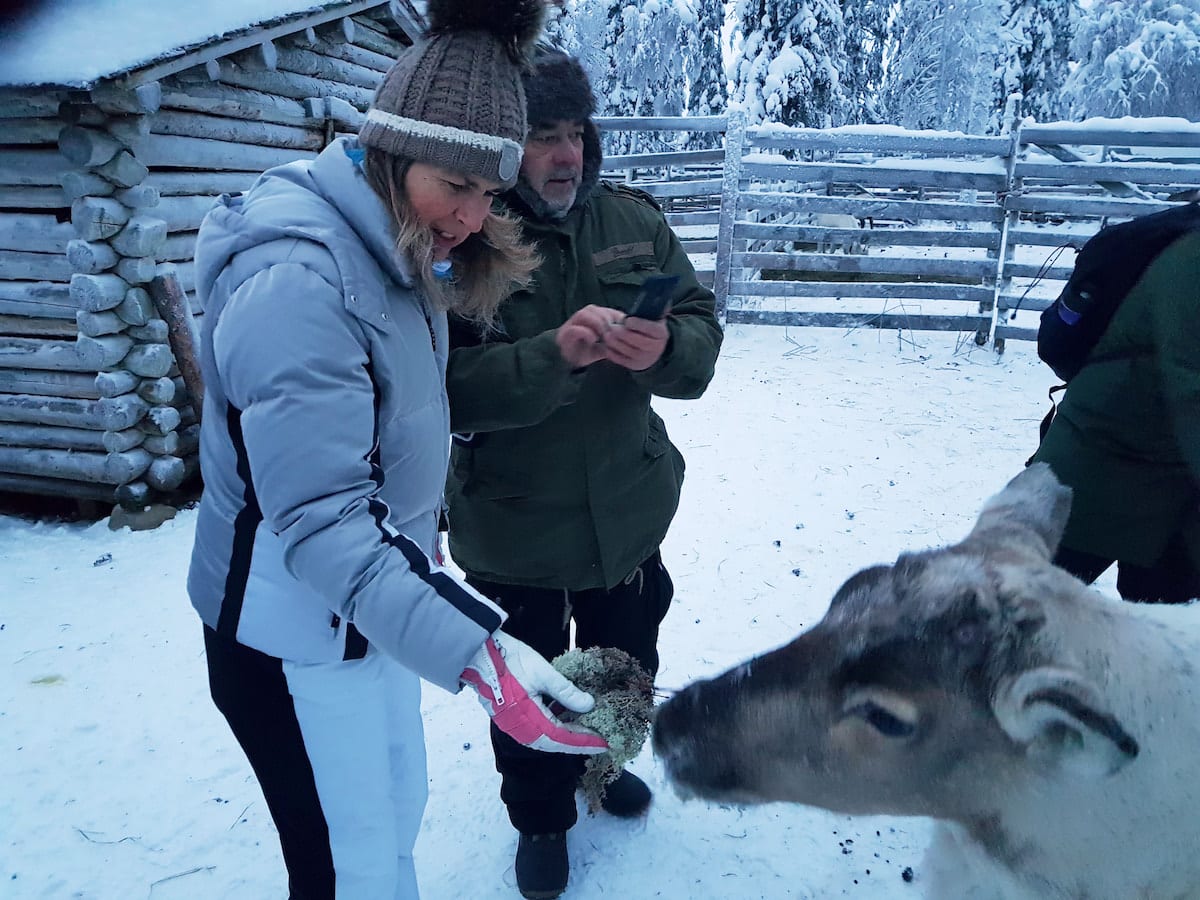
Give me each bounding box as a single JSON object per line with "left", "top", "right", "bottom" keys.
{"left": 462, "top": 632, "right": 609, "bottom": 755}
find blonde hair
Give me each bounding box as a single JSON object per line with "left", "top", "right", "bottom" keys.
{"left": 363, "top": 149, "right": 539, "bottom": 325}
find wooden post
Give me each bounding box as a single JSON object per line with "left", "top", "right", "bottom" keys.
{"left": 232, "top": 41, "right": 279, "bottom": 72}
{"left": 149, "top": 269, "right": 204, "bottom": 424}
{"left": 303, "top": 95, "right": 363, "bottom": 131}
{"left": 993, "top": 100, "right": 1026, "bottom": 354}
{"left": 0, "top": 213, "right": 76, "bottom": 253}
{"left": 114, "top": 183, "right": 160, "bottom": 209}
{"left": 95, "top": 150, "right": 149, "bottom": 189}
{"left": 275, "top": 45, "right": 381, "bottom": 90}
{"left": 713, "top": 112, "right": 745, "bottom": 323}
{"left": 91, "top": 81, "right": 162, "bottom": 116}
{"left": 159, "top": 81, "right": 314, "bottom": 129}
{"left": 318, "top": 17, "right": 356, "bottom": 45}
{"left": 71, "top": 196, "right": 131, "bottom": 241}
{"left": 138, "top": 132, "right": 312, "bottom": 171}
{"left": 110, "top": 216, "right": 168, "bottom": 257}
{"left": 150, "top": 109, "right": 324, "bottom": 152}
{"left": 105, "top": 115, "right": 153, "bottom": 146}
{"left": 67, "top": 239, "right": 120, "bottom": 274}
{"left": 58, "top": 126, "right": 126, "bottom": 167}
{"left": 0, "top": 185, "right": 69, "bottom": 209}
{"left": 61, "top": 171, "right": 115, "bottom": 202}
{"left": 70, "top": 272, "right": 129, "bottom": 312}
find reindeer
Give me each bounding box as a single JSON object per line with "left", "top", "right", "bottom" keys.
{"left": 802, "top": 212, "right": 869, "bottom": 254}
{"left": 653, "top": 464, "right": 1200, "bottom": 900}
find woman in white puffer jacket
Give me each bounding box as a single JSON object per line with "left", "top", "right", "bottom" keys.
{"left": 186, "top": 3, "right": 606, "bottom": 897}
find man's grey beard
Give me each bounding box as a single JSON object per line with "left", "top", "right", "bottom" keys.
{"left": 512, "top": 173, "right": 581, "bottom": 223}
{"left": 544, "top": 194, "right": 575, "bottom": 220}
{"left": 540, "top": 168, "right": 580, "bottom": 219}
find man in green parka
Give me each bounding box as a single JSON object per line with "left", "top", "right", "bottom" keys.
{"left": 1030, "top": 226, "right": 1200, "bottom": 604}
{"left": 444, "top": 47, "right": 723, "bottom": 900}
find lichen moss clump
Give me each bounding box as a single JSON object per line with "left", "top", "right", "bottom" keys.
{"left": 551, "top": 646, "right": 655, "bottom": 811}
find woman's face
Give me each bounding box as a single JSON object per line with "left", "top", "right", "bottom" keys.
{"left": 403, "top": 162, "right": 503, "bottom": 261}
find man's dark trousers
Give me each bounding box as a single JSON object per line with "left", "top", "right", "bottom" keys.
{"left": 467, "top": 551, "right": 674, "bottom": 834}
{"left": 1054, "top": 532, "right": 1200, "bottom": 604}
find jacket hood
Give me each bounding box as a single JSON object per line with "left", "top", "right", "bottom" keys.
{"left": 503, "top": 117, "right": 603, "bottom": 224}
{"left": 194, "top": 138, "right": 413, "bottom": 307}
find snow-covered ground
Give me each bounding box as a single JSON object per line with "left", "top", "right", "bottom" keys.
{"left": 3, "top": 324, "right": 1092, "bottom": 900}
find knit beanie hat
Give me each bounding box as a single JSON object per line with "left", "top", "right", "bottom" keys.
{"left": 524, "top": 46, "right": 596, "bottom": 129}
{"left": 359, "top": 0, "right": 546, "bottom": 188}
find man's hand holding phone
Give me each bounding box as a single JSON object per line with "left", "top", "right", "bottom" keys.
{"left": 605, "top": 313, "right": 669, "bottom": 371}
{"left": 557, "top": 276, "right": 677, "bottom": 371}
{"left": 604, "top": 274, "right": 678, "bottom": 371}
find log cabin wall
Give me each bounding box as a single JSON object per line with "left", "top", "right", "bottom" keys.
{"left": 0, "top": 4, "right": 415, "bottom": 509}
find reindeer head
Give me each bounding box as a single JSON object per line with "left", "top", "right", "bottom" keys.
{"left": 653, "top": 464, "right": 1140, "bottom": 823}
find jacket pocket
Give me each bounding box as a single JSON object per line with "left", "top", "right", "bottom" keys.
{"left": 450, "top": 441, "right": 540, "bottom": 501}
{"left": 450, "top": 442, "right": 473, "bottom": 484}
{"left": 595, "top": 258, "right": 663, "bottom": 314}
{"left": 644, "top": 412, "right": 669, "bottom": 460}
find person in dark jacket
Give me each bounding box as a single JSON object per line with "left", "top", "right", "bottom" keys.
{"left": 1030, "top": 229, "right": 1200, "bottom": 603}
{"left": 444, "top": 48, "right": 724, "bottom": 900}
{"left": 187, "top": 7, "right": 608, "bottom": 899}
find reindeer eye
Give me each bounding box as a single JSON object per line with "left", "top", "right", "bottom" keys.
{"left": 858, "top": 702, "right": 917, "bottom": 738}
{"left": 843, "top": 689, "right": 919, "bottom": 739}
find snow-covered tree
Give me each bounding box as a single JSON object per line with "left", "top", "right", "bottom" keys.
{"left": 881, "top": 0, "right": 1008, "bottom": 132}
{"left": 599, "top": 3, "right": 688, "bottom": 118}
{"left": 541, "top": 0, "right": 606, "bottom": 86}
{"left": 541, "top": 1, "right": 727, "bottom": 152}
{"left": 593, "top": 2, "right": 695, "bottom": 151}
{"left": 1062, "top": 0, "right": 1200, "bottom": 119}
{"left": 730, "top": 0, "right": 847, "bottom": 127}
{"left": 683, "top": 0, "right": 727, "bottom": 119}
{"left": 992, "top": 0, "right": 1077, "bottom": 129}
{"left": 839, "top": 0, "right": 890, "bottom": 124}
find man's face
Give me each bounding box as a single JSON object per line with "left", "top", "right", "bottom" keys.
{"left": 520, "top": 120, "right": 586, "bottom": 217}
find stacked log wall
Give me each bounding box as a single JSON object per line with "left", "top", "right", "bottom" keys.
{"left": 0, "top": 5, "right": 410, "bottom": 507}
{"left": 0, "top": 90, "right": 123, "bottom": 500}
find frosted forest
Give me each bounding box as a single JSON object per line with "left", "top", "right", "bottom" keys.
{"left": 546, "top": 0, "right": 1200, "bottom": 137}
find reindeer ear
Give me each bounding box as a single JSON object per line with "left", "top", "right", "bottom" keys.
{"left": 967, "top": 464, "right": 1073, "bottom": 561}
{"left": 993, "top": 667, "right": 1139, "bottom": 777}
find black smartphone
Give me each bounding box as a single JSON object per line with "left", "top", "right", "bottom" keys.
{"left": 627, "top": 273, "right": 680, "bottom": 320}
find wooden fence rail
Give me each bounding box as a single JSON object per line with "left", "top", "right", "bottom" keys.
{"left": 596, "top": 114, "right": 1200, "bottom": 347}
{"left": 2, "top": 99, "right": 1196, "bottom": 508}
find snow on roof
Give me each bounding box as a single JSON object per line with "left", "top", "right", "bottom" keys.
{"left": 0, "top": 0, "right": 370, "bottom": 90}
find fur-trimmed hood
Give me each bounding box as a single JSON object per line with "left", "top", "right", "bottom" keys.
{"left": 505, "top": 117, "right": 602, "bottom": 222}
{"left": 504, "top": 47, "right": 603, "bottom": 222}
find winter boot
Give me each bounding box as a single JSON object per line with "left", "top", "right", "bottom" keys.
{"left": 515, "top": 831, "right": 568, "bottom": 899}
{"left": 599, "top": 770, "right": 652, "bottom": 818}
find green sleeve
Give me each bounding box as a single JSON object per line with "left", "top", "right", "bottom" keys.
{"left": 1149, "top": 232, "right": 1200, "bottom": 482}
{"left": 446, "top": 328, "right": 585, "bottom": 434}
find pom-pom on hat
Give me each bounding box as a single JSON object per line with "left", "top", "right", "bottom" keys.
{"left": 359, "top": 0, "right": 547, "bottom": 188}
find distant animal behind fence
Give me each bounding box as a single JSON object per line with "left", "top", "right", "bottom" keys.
{"left": 800, "top": 212, "right": 869, "bottom": 254}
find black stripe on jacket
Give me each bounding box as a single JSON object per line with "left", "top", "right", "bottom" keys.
{"left": 216, "top": 404, "right": 262, "bottom": 638}
{"left": 362, "top": 361, "right": 502, "bottom": 637}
